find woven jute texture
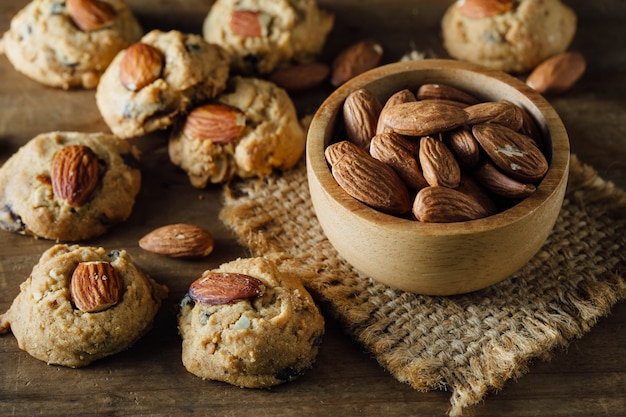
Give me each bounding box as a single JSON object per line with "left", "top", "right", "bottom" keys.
{"left": 219, "top": 154, "right": 626, "bottom": 416}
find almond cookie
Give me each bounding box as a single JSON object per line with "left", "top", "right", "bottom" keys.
{"left": 178, "top": 257, "right": 325, "bottom": 388}
{"left": 1, "top": 0, "right": 142, "bottom": 89}
{"left": 0, "top": 244, "right": 168, "bottom": 367}
{"left": 0, "top": 131, "right": 141, "bottom": 241}
{"left": 168, "top": 76, "right": 306, "bottom": 187}
{"left": 202, "top": 0, "right": 334, "bottom": 74}
{"left": 95, "top": 29, "right": 231, "bottom": 139}
{"left": 441, "top": 0, "right": 577, "bottom": 73}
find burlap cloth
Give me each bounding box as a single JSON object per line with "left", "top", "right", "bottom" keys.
{"left": 219, "top": 154, "right": 626, "bottom": 416}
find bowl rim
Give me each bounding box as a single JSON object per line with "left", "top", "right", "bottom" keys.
{"left": 306, "top": 59, "right": 570, "bottom": 236}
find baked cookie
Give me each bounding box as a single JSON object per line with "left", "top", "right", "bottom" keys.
{"left": 0, "top": 244, "right": 168, "bottom": 367}
{"left": 178, "top": 256, "right": 325, "bottom": 388}
{"left": 168, "top": 76, "right": 306, "bottom": 187}
{"left": 0, "top": 131, "right": 141, "bottom": 241}
{"left": 95, "top": 29, "right": 231, "bottom": 139}
{"left": 441, "top": 0, "right": 577, "bottom": 73}
{"left": 202, "top": 0, "right": 334, "bottom": 74}
{"left": 1, "top": 0, "right": 142, "bottom": 89}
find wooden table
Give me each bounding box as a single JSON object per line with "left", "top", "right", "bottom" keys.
{"left": 1, "top": 1, "right": 625, "bottom": 416}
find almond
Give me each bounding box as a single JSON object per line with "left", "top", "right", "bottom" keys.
{"left": 182, "top": 103, "right": 246, "bottom": 144}
{"left": 331, "top": 150, "right": 411, "bottom": 215}
{"left": 378, "top": 100, "right": 468, "bottom": 136}
{"left": 444, "top": 127, "right": 481, "bottom": 168}
{"left": 66, "top": 0, "right": 117, "bottom": 32}
{"left": 416, "top": 83, "right": 479, "bottom": 105}
{"left": 472, "top": 123, "right": 548, "bottom": 183}
{"left": 464, "top": 100, "right": 524, "bottom": 131}
{"left": 229, "top": 10, "right": 265, "bottom": 38}
{"left": 413, "top": 186, "right": 491, "bottom": 223}
{"left": 331, "top": 39, "right": 383, "bottom": 87}
{"left": 474, "top": 160, "right": 537, "bottom": 198}
{"left": 419, "top": 135, "right": 461, "bottom": 188}
{"left": 119, "top": 42, "right": 164, "bottom": 92}
{"left": 188, "top": 272, "right": 265, "bottom": 306}
{"left": 139, "top": 223, "right": 214, "bottom": 258}
{"left": 51, "top": 145, "right": 100, "bottom": 207}
{"left": 526, "top": 52, "right": 586, "bottom": 94}
{"left": 370, "top": 132, "right": 428, "bottom": 190}
{"left": 70, "top": 261, "right": 122, "bottom": 313}
{"left": 268, "top": 62, "right": 330, "bottom": 92}
{"left": 343, "top": 88, "right": 383, "bottom": 149}
{"left": 456, "top": 174, "right": 498, "bottom": 216}
{"left": 376, "top": 89, "right": 417, "bottom": 134}
{"left": 457, "top": 0, "right": 514, "bottom": 18}
{"left": 324, "top": 140, "right": 370, "bottom": 167}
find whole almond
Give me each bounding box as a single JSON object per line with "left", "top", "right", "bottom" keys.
{"left": 51, "top": 145, "right": 100, "bottom": 207}
{"left": 229, "top": 10, "right": 265, "bottom": 38}
{"left": 268, "top": 62, "right": 330, "bottom": 92}
{"left": 526, "top": 52, "right": 586, "bottom": 94}
{"left": 370, "top": 132, "right": 428, "bottom": 190}
{"left": 416, "top": 83, "right": 480, "bottom": 105}
{"left": 189, "top": 272, "right": 265, "bottom": 306}
{"left": 457, "top": 0, "right": 514, "bottom": 18}
{"left": 119, "top": 42, "right": 164, "bottom": 92}
{"left": 419, "top": 136, "right": 461, "bottom": 188}
{"left": 474, "top": 160, "right": 537, "bottom": 198}
{"left": 331, "top": 150, "right": 411, "bottom": 215}
{"left": 183, "top": 103, "right": 246, "bottom": 144}
{"left": 472, "top": 123, "right": 548, "bottom": 183}
{"left": 413, "top": 186, "right": 491, "bottom": 223}
{"left": 456, "top": 174, "right": 497, "bottom": 216}
{"left": 70, "top": 261, "right": 123, "bottom": 313}
{"left": 139, "top": 223, "right": 214, "bottom": 258}
{"left": 331, "top": 39, "right": 383, "bottom": 87}
{"left": 343, "top": 88, "right": 383, "bottom": 149}
{"left": 376, "top": 89, "right": 417, "bottom": 134}
{"left": 444, "top": 127, "right": 481, "bottom": 168}
{"left": 67, "top": 0, "right": 117, "bottom": 32}
{"left": 324, "top": 140, "right": 370, "bottom": 167}
{"left": 464, "top": 100, "right": 524, "bottom": 131}
{"left": 379, "top": 100, "right": 468, "bottom": 136}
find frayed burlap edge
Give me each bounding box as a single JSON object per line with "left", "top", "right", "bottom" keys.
{"left": 219, "top": 154, "right": 626, "bottom": 416}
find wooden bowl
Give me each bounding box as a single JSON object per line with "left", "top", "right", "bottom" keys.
{"left": 306, "top": 59, "right": 570, "bottom": 295}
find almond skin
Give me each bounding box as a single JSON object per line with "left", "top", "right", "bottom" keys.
{"left": 182, "top": 103, "right": 246, "bottom": 144}
{"left": 324, "top": 140, "right": 370, "bottom": 167}
{"left": 526, "top": 52, "right": 586, "bottom": 94}
{"left": 343, "top": 88, "right": 383, "bottom": 149}
{"left": 379, "top": 100, "right": 468, "bottom": 136}
{"left": 331, "top": 149, "right": 411, "bottom": 215}
{"left": 419, "top": 136, "right": 461, "bottom": 188}
{"left": 51, "top": 145, "right": 100, "bottom": 207}
{"left": 268, "top": 62, "right": 330, "bottom": 92}
{"left": 66, "top": 0, "right": 118, "bottom": 32}
{"left": 188, "top": 272, "right": 265, "bottom": 306}
{"left": 416, "top": 83, "right": 479, "bottom": 105}
{"left": 70, "top": 261, "right": 123, "bottom": 313}
{"left": 119, "top": 42, "right": 164, "bottom": 92}
{"left": 139, "top": 223, "right": 214, "bottom": 259}
{"left": 457, "top": 0, "right": 514, "bottom": 19}
{"left": 413, "top": 186, "right": 491, "bottom": 223}
{"left": 376, "top": 89, "right": 417, "bottom": 134}
{"left": 444, "top": 127, "right": 481, "bottom": 168}
{"left": 370, "top": 132, "right": 428, "bottom": 190}
{"left": 474, "top": 160, "right": 537, "bottom": 198}
{"left": 464, "top": 101, "right": 524, "bottom": 131}
{"left": 229, "top": 10, "right": 264, "bottom": 37}
{"left": 331, "top": 39, "right": 383, "bottom": 87}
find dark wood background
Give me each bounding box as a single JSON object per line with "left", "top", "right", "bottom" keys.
{"left": 1, "top": 1, "right": 625, "bottom": 416}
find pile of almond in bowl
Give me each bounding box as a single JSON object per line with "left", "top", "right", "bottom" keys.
{"left": 324, "top": 83, "right": 549, "bottom": 222}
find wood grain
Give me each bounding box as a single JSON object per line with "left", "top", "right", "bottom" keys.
{"left": 1, "top": 1, "right": 625, "bottom": 416}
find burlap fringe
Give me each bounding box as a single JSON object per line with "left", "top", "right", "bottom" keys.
{"left": 219, "top": 154, "right": 626, "bottom": 416}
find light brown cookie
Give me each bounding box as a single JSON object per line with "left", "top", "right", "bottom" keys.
{"left": 0, "top": 244, "right": 168, "bottom": 367}
{"left": 178, "top": 256, "right": 325, "bottom": 388}
{"left": 2, "top": 0, "right": 142, "bottom": 89}
{"left": 95, "top": 29, "right": 231, "bottom": 139}
{"left": 168, "top": 76, "right": 306, "bottom": 187}
{"left": 0, "top": 131, "right": 141, "bottom": 241}
{"left": 441, "top": 0, "right": 577, "bottom": 73}
{"left": 202, "top": 0, "right": 334, "bottom": 74}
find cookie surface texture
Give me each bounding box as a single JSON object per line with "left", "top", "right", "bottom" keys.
{"left": 2, "top": 0, "right": 142, "bottom": 89}
{"left": 168, "top": 76, "right": 306, "bottom": 187}
{"left": 0, "top": 131, "right": 141, "bottom": 241}
{"left": 0, "top": 244, "right": 169, "bottom": 367}
{"left": 95, "top": 29, "right": 230, "bottom": 138}
{"left": 202, "top": 0, "right": 334, "bottom": 74}
{"left": 178, "top": 257, "right": 325, "bottom": 388}
{"left": 441, "top": 0, "right": 577, "bottom": 73}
